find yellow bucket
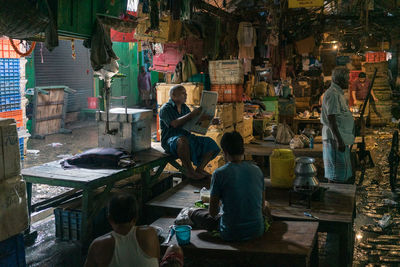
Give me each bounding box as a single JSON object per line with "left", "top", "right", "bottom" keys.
{"left": 270, "top": 149, "right": 295, "bottom": 188}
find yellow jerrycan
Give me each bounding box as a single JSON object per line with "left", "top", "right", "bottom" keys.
{"left": 270, "top": 149, "right": 295, "bottom": 188}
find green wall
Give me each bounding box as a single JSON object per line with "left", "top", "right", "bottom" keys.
{"left": 95, "top": 42, "right": 159, "bottom": 109}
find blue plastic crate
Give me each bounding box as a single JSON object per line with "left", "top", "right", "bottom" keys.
{"left": 0, "top": 77, "right": 20, "bottom": 95}
{"left": 0, "top": 93, "right": 21, "bottom": 105}
{"left": 0, "top": 58, "right": 20, "bottom": 78}
{"left": 0, "top": 234, "right": 26, "bottom": 267}
{"left": 0, "top": 103, "right": 20, "bottom": 112}
{"left": 19, "top": 137, "right": 24, "bottom": 160}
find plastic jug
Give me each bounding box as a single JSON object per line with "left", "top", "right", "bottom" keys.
{"left": 270, "top": 149, "right": 295, "bottom": 188}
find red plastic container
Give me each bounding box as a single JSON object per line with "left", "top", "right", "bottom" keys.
{"left": 0, "top": 109, "right": 23, "bottom": 127}
{"left": 0, "top": 39, "right": 20, "bottom": 58}
{"left": 366, "top": 52, "right": 386, "bottom": 63}
{"left": 87, "top": 97, "right": 98, "bottom": 109}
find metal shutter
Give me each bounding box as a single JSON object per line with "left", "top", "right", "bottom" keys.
{"left": 34, "top": 40, "right": 93, "bottom": 112}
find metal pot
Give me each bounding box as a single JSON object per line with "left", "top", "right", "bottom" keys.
{"left": 294, "top": 157, "right": 317, "bottom": 176}
{"left": 293, "top": 157, "right": 319, "bottom": 193}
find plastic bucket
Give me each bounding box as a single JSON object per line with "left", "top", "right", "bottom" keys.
{"left": 173, "top": 225, "right": 191, "bottom": 245}
{"left": 87, "top": 97, "right": 98, "bottom": 109}
{"left": 270, "top": 149, "right": 295, "bottom": 188}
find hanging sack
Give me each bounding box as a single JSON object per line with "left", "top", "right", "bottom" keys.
{"left": 276, "top": 123, "right": 294, "bottom": 144}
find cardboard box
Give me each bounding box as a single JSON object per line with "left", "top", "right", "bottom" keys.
{"left": 0, "top": 119, "right": 21, "bottom": 181}
{"left": 0, "top": 176, "right": 28, "bottom": 242}
{"left": 242, "top": 116, "right": 254, "bottom": 138}
{"left": 214, "top": 104, "right": 233, "bottom": 129}
{"left": 233, "top": 102, "right": 244, "bottom": 123}
{"left": 204, "top": 155, "right": 225, "bottom": 174}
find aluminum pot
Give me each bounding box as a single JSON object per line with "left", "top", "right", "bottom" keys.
{"left": 293, "top": 157, "right": 319, "bottom": 193}
{"left": 294, "top": 157, "right": 317, "bottom": 177}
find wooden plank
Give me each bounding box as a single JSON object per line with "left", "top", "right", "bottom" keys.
{"left": 245, "top": 142, "right": 323, "bottom": 158}
{"left": 265, "top": 180, "right": 356, "bottom": 224}
{"left": 147, "top": 182, "right": 200, "bottom": 210}
{"left": 152, "top": 217, "right": 317, "bottom": 266}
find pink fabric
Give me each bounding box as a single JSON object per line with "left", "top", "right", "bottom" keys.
{"left": 153, "top": 44, "right": 184, "bottom": 73}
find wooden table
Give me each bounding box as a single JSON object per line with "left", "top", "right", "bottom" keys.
{"left": 245, "top": 140, "right": 323, "bottom": 158}
{"left": 22, "top": 148, "right": 183, "bottom": 246}
{"left": 151, "top": 217, "right": 319, "bottom": 267}
{"left": 292, "top": 117, "right": 322, "bottom": 135}
{"left": 265, "top": 180, "right": 356, "bottom": 267}
{"left": 147, "top": 180, "right": 356, "bottom": 267}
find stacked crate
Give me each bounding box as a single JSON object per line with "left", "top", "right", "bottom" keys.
{"left": 0, "top": 39, "right": 27, "bottom": 160}
{"left": 364, "top": 61, "right": 393, "bottom": 126}
{"left": 209, "top": 60, "right": 251, "bottom": 142}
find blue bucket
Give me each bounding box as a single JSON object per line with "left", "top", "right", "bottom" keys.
{"left": 173, "top": 225, "right": 192, "bottom": 245}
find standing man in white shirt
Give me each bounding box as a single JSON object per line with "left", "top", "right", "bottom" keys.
{"left": 320, "top": 67, "right": 355, "bottom": 183}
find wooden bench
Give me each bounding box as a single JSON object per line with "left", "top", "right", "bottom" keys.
{"left": 151, "top": 217, "right": 319, "bottom": 267}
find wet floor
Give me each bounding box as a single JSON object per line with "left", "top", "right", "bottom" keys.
{"left": 23, "top": 117, "right": 400, "bottom": 266}
{"left": 353, "top": 128, "right": 400, "bottom": 266}
{"left": 24, "top": 121, "right": 99, "bottom": 204}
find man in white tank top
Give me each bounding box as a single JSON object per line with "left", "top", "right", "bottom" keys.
{"left": 85, "top": 194, "right": 183, "bottom": 267}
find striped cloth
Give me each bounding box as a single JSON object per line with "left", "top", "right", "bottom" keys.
{"left": 323, "top": 140, "right": 353, "bottom": 182}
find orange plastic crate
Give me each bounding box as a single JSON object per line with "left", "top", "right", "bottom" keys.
{"left": 0, "top": 39, "right": 20, "bottom": 59}
{"left": 0, "top": 109, "right": 23, "bottom": 127}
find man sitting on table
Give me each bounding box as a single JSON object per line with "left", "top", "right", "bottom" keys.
{"left": 321, "top": 67, "right": 355, "bottom": 183}
{"left": 190, "top": 132, "right": 270, "bottom": 241}
{"left": 159, "top": 85, "right": 220, "bottom": 180}
{"left": 85, "top": 194, "right": 183, "bottom": 267}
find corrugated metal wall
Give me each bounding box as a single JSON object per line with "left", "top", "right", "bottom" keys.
{"left": 34, "top": 40, "right": 93, "bottom": 112}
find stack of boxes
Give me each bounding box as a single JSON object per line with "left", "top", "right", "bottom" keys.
{"left": 0, "top": 118, "right": 28, "bottom": 265}
{"left": 0, "top": 38, "right": 28, "bottom": 161}
{"left": 363, "top": 61, "right": 393, "bottom": 126}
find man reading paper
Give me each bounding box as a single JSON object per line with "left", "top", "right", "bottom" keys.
{"left": 159, "top": 85, "right": 220, "bottom": 180}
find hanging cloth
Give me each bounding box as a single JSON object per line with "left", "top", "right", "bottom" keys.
{"left": 237, "top": 22, "right": 256, "bottom": 59}
{"left": 182, "top": 54, "right": 198, "bottom": 82}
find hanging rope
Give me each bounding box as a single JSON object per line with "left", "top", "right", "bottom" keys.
{"left": 9, "top": 38, "right": 36, "bottom": 57}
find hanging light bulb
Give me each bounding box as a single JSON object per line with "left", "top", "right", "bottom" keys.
{"left": 333, "top": 44, "right": 338, "bottom": 50}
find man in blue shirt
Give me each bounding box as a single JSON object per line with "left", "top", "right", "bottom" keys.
{"left": 159, "top": 85, "right": 220, "bottom": 180}
{"left": 189, "top": 132, "right": 268, "bottom": 241}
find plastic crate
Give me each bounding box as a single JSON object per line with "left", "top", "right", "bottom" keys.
{"left": 0, "top": 234, "right": 26, "bottom": 267}
{"left": 54, "top": 208, "right": 109, "bottom": 241}
{"left": 0, "top": 109, "right": 23, "bottom": 127}
{"left": 0, "top": 93, "right": 21, "bottom": 106}
{"left": 0, "top": 39, "right": 20, "bottom": 58}
{"left": 366, "top": 52, "right": 386, "bottom": 63}
{"left": 0, "top": 77, "right": 20, "bottom": 95}
{"left": 19, "top": 137, "right": 24, "bottom": 160}
{"left": 0, "top": 58, "right": 20, "bottom": 77}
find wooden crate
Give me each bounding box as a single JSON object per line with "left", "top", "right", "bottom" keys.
{"left": 209, "top": 60, "right": 244, "bottom": 85}
{"left": 31, "top": 86, "right": 72, "bottom": 137}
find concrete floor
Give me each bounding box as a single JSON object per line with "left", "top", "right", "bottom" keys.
{"left": 23, "top": 117, "right": 399, "bottom": 266}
